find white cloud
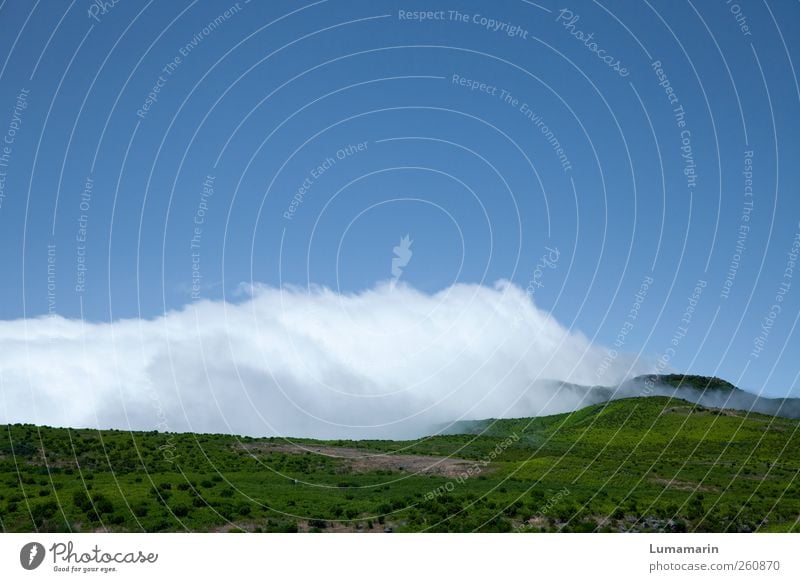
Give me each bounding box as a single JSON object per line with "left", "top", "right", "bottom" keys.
{"left": 0, "top": 281, "right": 650, "bottom": 439}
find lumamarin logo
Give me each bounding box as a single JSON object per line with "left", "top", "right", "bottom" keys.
{"left": 19, "top": 542, "right": 46, "bottom": 570}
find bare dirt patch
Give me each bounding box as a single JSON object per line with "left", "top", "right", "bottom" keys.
{"left": 648, "top": 477, "right": 718, "bottom": 492}
{"left": 238, "top": 442, "right": 476, "bottom": 478}
{"left": 296, "top": 519, "right": 390, "bottom": 533}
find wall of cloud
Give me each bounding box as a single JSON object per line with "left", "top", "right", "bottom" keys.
{"left": 0, "top": 280, "right": 655, "bottom": 439}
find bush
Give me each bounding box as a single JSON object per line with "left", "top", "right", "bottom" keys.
{"left": 31, "top": 501, "right": 58, "bottom": 525}
{"left": 94, "top": 494, "right": 114, "bottom": 515}
{"left": 152, "top": 488, "right": 171, "bottom": 502}
{"left": 73, "top": 490, "right": 92, "bottom": 512}
{"left": 345, "top": 508, "right": 359, "bottom": 519}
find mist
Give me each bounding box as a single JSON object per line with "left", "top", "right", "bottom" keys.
{"left": 0, "top": 281, "right": 662, "bottom": 439}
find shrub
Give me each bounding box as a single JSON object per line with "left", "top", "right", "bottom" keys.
{"left": 31, "top": 501, "right": 58, "bottom": 525}
{"left": 345, "top": 508, "right": 359, "bottom": 519}
{"left": 94, "top": 494, "right": 114, "bottom": 515}
{"left": 72, "top": 490, "right": 92, "bottom": 512}
{"left": 172, "top": 504, "right": 190, "bottom": 517}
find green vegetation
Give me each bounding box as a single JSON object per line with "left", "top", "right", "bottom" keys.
{"left": 638, "top": 374, "right": 738, "bottom": 392}
{"left": 1, "top": 396, "right": 799, "bottom": 533}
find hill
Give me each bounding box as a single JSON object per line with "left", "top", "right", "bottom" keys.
{"left": 635, "top": 374, "right": 738, "bottom": 392}
{"left": 511, "top": 374, "right": 800, "bottom": 419}
{"left": 1, "top": 395, "right": 799, "bottom": 533}
{"left": 629, "top": 374, "right": 800, "bottom": 418}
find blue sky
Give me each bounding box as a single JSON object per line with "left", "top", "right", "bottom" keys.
{"left": 0, "top": 0, "right": 799, "bottom": 400}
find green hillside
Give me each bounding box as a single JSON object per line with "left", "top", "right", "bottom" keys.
{"left": 1, "top": 396, "right": 799, "bottom": 533}
{"left": 634, "top": 374, "right": 738, "bottom": 392}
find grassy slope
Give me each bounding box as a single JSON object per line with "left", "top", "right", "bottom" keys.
{"left": 1, "top": 396, "right": 799, "bottom": 533}
{"left": 634, "top": 374, "right": 738, "bottom": 392}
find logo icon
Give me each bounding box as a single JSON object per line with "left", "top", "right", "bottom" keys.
{"left": 20, "top": 542, "right": 46, "bottom": 570}
{"left": 390, "top": 235, "right": 413, "bottom": 289}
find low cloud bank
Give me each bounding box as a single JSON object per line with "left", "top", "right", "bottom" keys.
{"left": 0, "top": 281, "right": 652, "bottom": 439}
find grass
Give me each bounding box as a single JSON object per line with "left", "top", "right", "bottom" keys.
{"left": 1, "top": 395, "right": 799, "bottom": 533}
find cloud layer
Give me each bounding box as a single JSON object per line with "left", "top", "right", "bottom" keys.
{"left": 0, "top": 281, "right": 651, "bottom": 439}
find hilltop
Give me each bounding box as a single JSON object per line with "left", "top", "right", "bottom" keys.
{"left": 634, "top": 374, "right": 737, "bottom": 391}
{"left": 525, "top": 374, "right": 800, "bottom": 420}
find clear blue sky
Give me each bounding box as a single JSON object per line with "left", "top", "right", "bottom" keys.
{"left": 0, "top": 0, "right": 798, "bottom": 397}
